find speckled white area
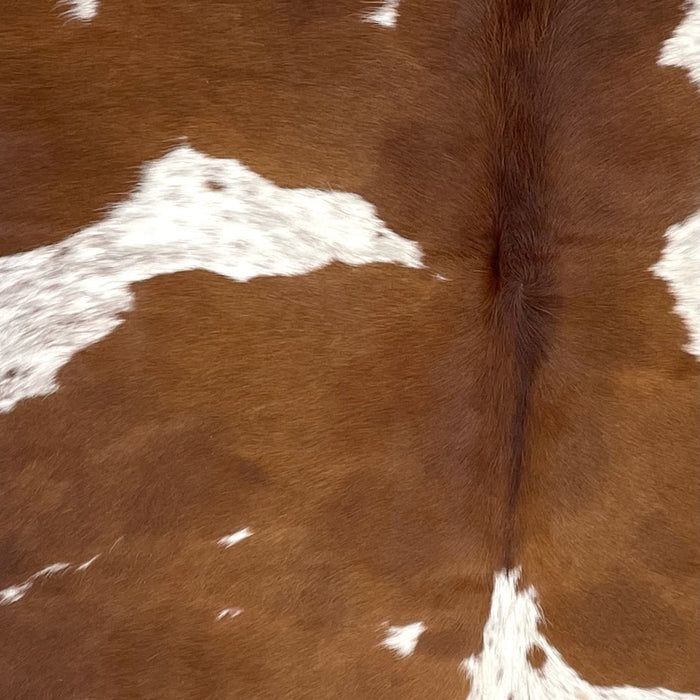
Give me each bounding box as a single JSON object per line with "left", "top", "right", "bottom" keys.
{"left": 0, "top": 144, "right": 424, "bottom": 413}
{"left": 462, "top": 569, "right": 698, "bottom": 699}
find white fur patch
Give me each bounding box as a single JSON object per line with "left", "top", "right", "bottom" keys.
{"left": 653, "top": 0, "right": 700, "bottom": 360}
{"left": 217, "top": 607, "right": 243, "bottom": 620}
{"left": 0, "top": 144, "right": 423, "bottom": 414}
{"left": 462, "top": 569, "right": 698, "bottom": 699}
{"left": 659, "top": 0, "right": 700, "bottom": 86}
{"left": 363, "top": 0, "right": 400, "bottom": 28}
{"left": 57, "top": 0, "right": 99, "bottom": 22}
{"left": 380, "top": 621, "right": 425, "bottom": 658}
{"left": 651, "top": 211, "right": 700, "bottom": 358}
{"left": 217, "top": 528, "right": 252, "bottom": 548}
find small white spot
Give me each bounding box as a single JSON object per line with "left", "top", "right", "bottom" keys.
{"left": 0, "top": 583, "right": 32, "bottom": 606}
{"left": 31, "top": 563, "right": 71, "bottom": 578}
{"left": 0, "top": 556, "right": 104, "bottom": 607}
{"left": 217, "top": 607, "right": 243, "bottom": 620}
{"left": 363, "top": 0, "right": 400, "bottom": 28}
{"left": 76, "top": 554, "right": 100, "bottom": 571}
{"left": 0, "top": 144, "right": 423, "bottom": 414}
{"left": 380, "top": 621, "right": 425, "bottom": 658}
{"left": 217, "top": 527, "right": 252, "bottom": 548}
{"left": 56, "top": 0, "right": 99, "bottom": 22}
{"left": 108, "top": 537, "right": 124, "bottom": 553}
{"left": 0, "top": 562, "right": 71, "bottom": 607}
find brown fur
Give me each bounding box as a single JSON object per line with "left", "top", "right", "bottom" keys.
{"left": 0, "top": 0, "right": 697, "bottom": 697}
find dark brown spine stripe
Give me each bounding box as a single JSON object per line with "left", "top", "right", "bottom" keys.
{"left": 487, "top": 0, "right": 559, "bottom": 569}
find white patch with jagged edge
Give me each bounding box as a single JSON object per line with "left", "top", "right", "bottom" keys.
{"left": 363, "top": 0, "right": 400, "bottom": 28}
{"left": 0, "top": 144, "right": 424, "bottom": 414}
{"left": 462, "top": 569, "right": 698, "bottom": 699}
{"left": 652, "top": 0, "right": 700, "bottom": 360}
{"left": 57, "top": 0, "right": 99, "bottom": 22}
{"left": 651, "top": 211, "right": 700, "bottom": 358}
{"left": 659, "top": 0, "right": 700, "bottom": 86}
{"left": 380, "top": 621, "right": 425, "bottom": 658}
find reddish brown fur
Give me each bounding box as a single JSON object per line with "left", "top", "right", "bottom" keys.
{"left": 527, "top": 644, "right": 547, "bottom": 670}
{"left": 0, "top": 0, "right": 698, "bottom": 697}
